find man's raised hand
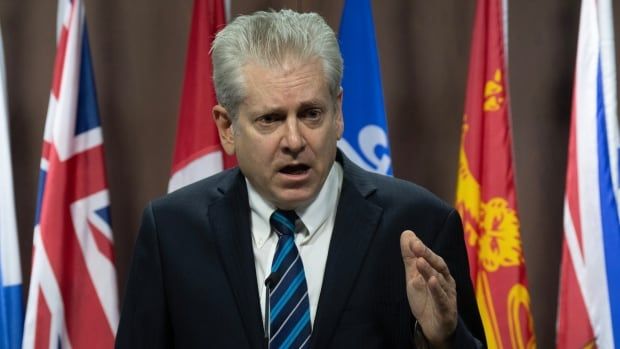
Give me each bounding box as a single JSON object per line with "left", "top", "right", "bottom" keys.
{"left": 400, "top": 230, "right": 458, "bottom": 348}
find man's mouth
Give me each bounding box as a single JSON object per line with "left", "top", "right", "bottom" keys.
{"left": 280, "top": 164, "right": 310, "bottom": 175}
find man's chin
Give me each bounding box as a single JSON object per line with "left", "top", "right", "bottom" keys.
{"left": 272, "top": 189, "right": 318, "bottom": 210}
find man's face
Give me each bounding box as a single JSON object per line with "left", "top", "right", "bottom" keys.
{"left": 214, "top": 58, "right": 343, "bottom": 210}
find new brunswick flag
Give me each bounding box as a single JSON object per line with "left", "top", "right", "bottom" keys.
{"left": 455, "top": 0, "right": 536, "bottom": 348}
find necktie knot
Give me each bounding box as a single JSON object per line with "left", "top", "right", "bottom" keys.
{"left": 270, "top": 210, "right": 298, "bottom": 237}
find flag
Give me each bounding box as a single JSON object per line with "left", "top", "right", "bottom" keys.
{"left": 556, "top": 0, "right": 620, "bottom": 346}
{"left": 337, "top": 0, "right": 392, "bottom": 175}
{"left": 168, "top": 0, "right": 235, "bottom": 193}
{"left": 0, "top": 25, "right": 24, "bottom": 349}
{"left": 22, "top": 1, "right": 119, "bottom": 348}
{"left": 455, "top": 0, "right": 536, "bottom": 347}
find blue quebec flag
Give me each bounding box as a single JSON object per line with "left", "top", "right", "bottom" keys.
{"left": 0, "top": 26, "right": 24, "bottom": 349}
{"left": 338, "top": 0, "right": 392, "bottom": 175}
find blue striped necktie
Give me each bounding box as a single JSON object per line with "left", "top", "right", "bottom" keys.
{"left": 268, "top": 210, "right": 312, "bottom": 349}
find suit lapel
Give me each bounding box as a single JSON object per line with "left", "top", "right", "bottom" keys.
{"left": 310, "top": 159, "right": 383, "bottom": 348}
{"left": 208, "top": 172, "right": 265, "bottom": 349}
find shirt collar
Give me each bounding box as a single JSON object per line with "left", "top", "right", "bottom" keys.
{"left": 247, "top": 162, "right": 343, "bottom": 244}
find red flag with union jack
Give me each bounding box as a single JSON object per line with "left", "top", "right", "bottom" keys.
{"left": 455, "top": 0, "right": 536, "bottom": 347}
{"left": 22, "top": 0, "right": 119, "bottom": 348}
{"left": 168, "top": 0, "right": 235, "bottom": 193}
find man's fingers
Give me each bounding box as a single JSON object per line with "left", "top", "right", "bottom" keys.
{"left": 400, "top": 230, "right": 417, "bottom": 259}
{"left": 408, "top": 234, "right": 451, "bottom": 280}
{"left": 402, "top": 229, "right": 455, "bottom": 293}
{"left": 427, "top": 275, "right": 450, "bottom": 310}
{"left": 401, "top": 230, "right": 424, "bottom": 285}
{"left": 415, "top": 257, "right": 443, "bottom": 284}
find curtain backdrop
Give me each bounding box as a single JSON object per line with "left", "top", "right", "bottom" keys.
{"left": 1, "top": 0, "right": 599, "bottom": 347}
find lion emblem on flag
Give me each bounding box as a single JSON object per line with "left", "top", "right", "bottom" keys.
{"left": 456, "top": 124, "right": 523, "bottom": 272}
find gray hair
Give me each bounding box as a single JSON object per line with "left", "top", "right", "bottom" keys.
{"left": 211, "top": 9, "right": 343, "bottom": 119}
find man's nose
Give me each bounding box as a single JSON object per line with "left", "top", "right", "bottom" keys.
{"left": 282, "top": 117, "right": 305, "bottom": 154}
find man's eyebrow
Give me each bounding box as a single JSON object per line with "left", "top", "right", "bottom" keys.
{"left": 244, "top": 99, "right": 328, "bottom": 116}
{"left": 299, "top": 100, "right": 326, "bottom": 109}
{"left": 245, "top": 105, "right": 285, "bottom": 116}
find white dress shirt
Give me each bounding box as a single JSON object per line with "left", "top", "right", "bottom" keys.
{"left": 247, "top": 162, "right": 343, "bottom": 327}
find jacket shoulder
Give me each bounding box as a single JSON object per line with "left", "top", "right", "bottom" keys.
{"left": 350, "top": 167, "right": 453, "bottom": 217}
{"left": 149, "top": 167, "right": 241, "bottom": 214}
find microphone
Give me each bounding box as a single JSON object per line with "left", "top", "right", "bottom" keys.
{"left": 264, "top": 271, "right": 282, "bottom": 345}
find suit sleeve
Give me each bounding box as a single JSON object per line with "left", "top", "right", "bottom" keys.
{"left": 432, "top": 209, "right": 486, "bottom": 348}
{"left": 115, "top": 203, "right": 172, "bottom": 348}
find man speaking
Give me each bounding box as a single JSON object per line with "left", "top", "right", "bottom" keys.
{"left": 116, "top": 9, "right": 485, "bottom": 348}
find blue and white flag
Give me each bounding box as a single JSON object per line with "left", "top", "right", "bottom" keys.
{"left": 0, "top": 26, "right": 24, "bottom": 349}
{"left": 337, "top": 0, "right": 392, "bottom": 175}
{"left": 556, "top": 0, "right": 620, "bottom": 347}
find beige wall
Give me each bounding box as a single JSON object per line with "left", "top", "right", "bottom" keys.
{"left": 2, "top": 0, "right": 605, "bottom": 347}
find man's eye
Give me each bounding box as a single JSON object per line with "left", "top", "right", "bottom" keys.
{"left": 257, "top": 114, "right": 278, "bottom": 124}
{"left": 303, "top": 109, "right": 322, "bottom": 120}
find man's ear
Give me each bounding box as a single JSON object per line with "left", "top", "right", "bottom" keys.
{"left": 335, "top": 88, "right": 344, "bottom": 139}
{"left": 213, "top": 105, "right": 236, "bottom": 155}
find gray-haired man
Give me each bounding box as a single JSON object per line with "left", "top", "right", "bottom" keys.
{"left": 117, "top": 9, "right": 484, "bottom": 348}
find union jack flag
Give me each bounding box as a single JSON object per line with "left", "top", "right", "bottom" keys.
{"left": 22, "top": 0, "right": 119, "bottom": 348}
{"left": 556, "top": 0, "right": 620, "bottom": 347}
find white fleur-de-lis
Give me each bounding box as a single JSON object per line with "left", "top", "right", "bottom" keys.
{"left": 338, "top": 125, "right": 391, "bottom": 175}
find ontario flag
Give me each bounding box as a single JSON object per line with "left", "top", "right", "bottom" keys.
{"left": 455, "top": 0, "right": 536, "bottom": 347}
{"left": 556, "top": 0, "right": 620, "bottom": 347}
{"left": 22, "top": 0, "right": 119, "bottom": 348}
{"left": 168, "top": 0, "right": 235, "bottom": 193}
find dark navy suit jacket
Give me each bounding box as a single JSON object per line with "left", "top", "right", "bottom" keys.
{"left": 116, "top": 152, "right": 485, "bottom": 348}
